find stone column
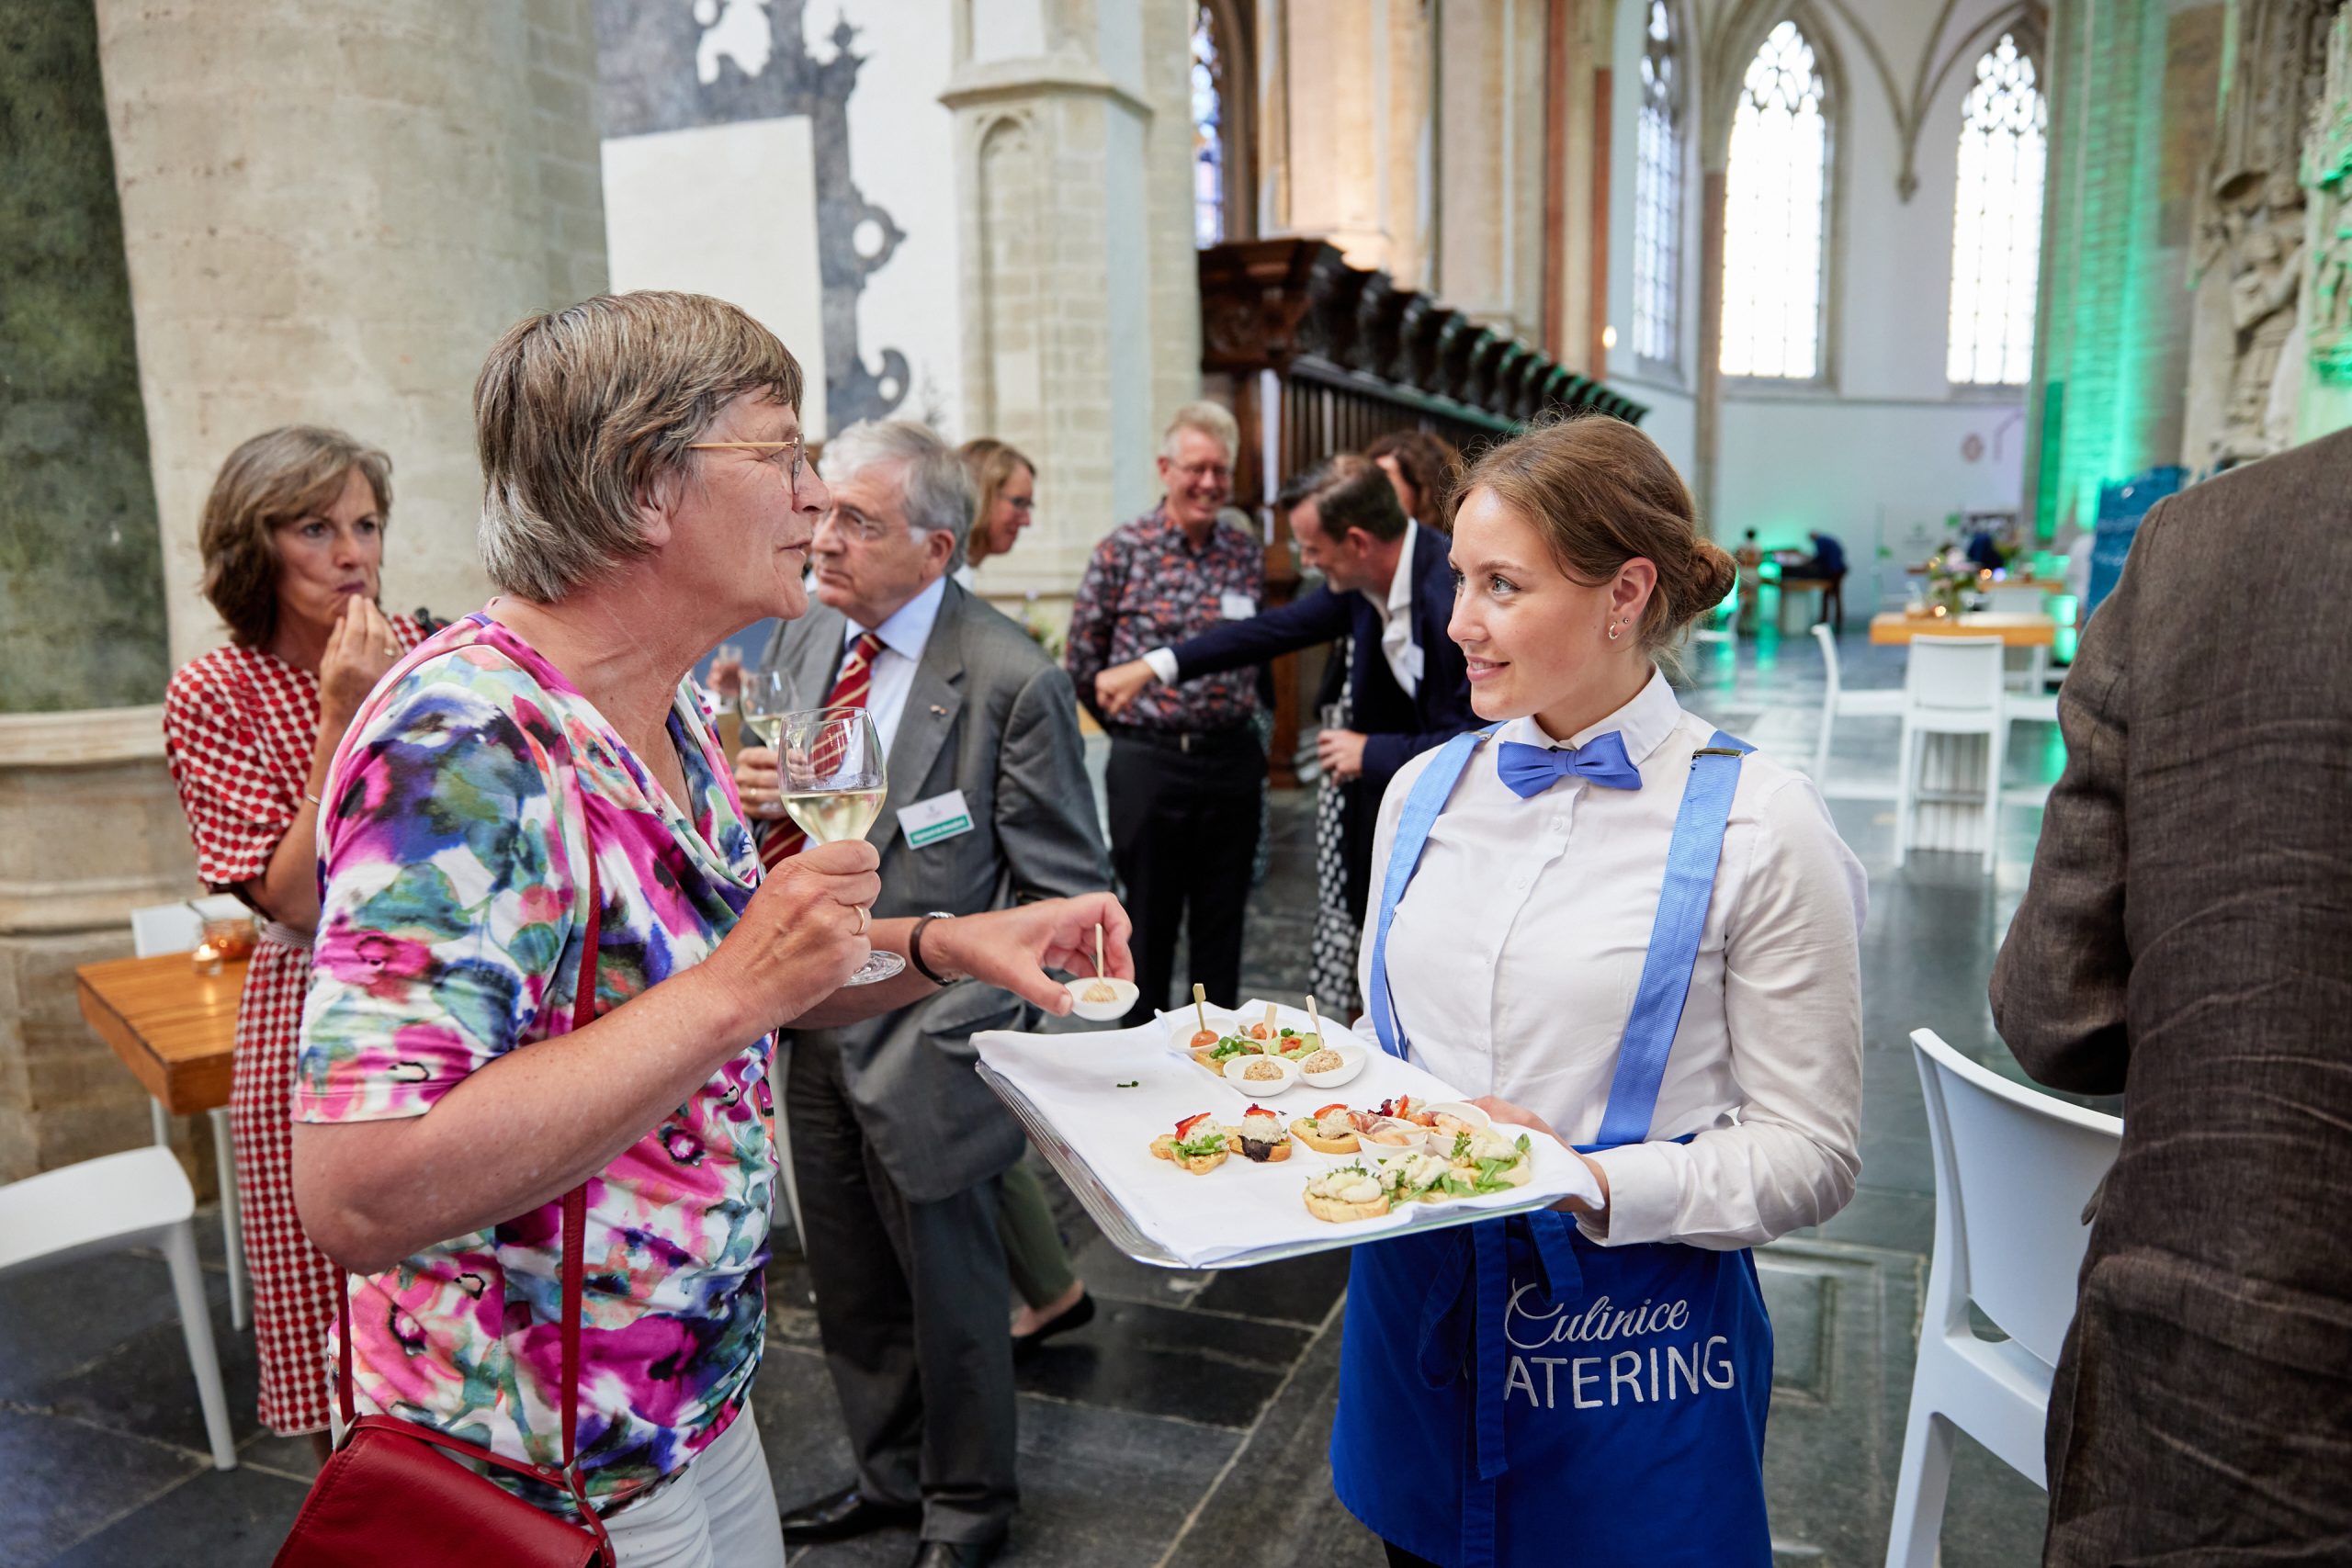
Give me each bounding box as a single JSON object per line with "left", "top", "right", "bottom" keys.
{"left": 94, "top": 0, "right": 610, "bottom": 668}
{"left": 944, "top": 0, "right": 1204, "bottom": 614}
{"left": 1431, "top": 0, "right": 1548, "bottom": 339}
{"left": 0, "top": 2, "right": 198, "bottom": 1182}
{"left": 0, "top": 0, "right": 608, "bottom": 1182}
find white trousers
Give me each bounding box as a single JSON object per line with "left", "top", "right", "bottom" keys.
{"left": 603, "top": 1413, "right": 786, "bottom": 1568}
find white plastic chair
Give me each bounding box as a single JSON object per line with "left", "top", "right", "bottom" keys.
{"left": 1982, "top": 585, "right": 2055, "bottom": 694}
{"left": 1887, "top": 1029, "right": 2121, "bottom": 1568}
{"left": 1895, "top": 637, "right": 2007, "bottom": 874}
{"left": 0, "top": 1146, "right": 239, "bottom": 1470}
{"left": 1810, "top": 623, "right": 1905, "bottom": 785}
{"left": 130, "top": 900, "right": 249, "bottom": 1332}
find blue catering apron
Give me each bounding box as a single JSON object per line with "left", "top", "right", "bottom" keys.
{"left": 1331, "top": 725, "right": 1774, "bottom": 1568}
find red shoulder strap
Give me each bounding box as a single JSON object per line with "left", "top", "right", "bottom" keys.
{"left": 337, "top": 851, "right": 602, "bottom": 1482}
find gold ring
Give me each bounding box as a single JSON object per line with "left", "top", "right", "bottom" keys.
{"left": 854, "top": 906, "right": 870, "bottom": 936}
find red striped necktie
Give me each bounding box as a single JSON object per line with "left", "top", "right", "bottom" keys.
{"left": 761, "top": 631, "right": 884, "bottom": 869}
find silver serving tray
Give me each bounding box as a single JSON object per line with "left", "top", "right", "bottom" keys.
{"left": 976, "top": 1061, "right": 1575, "bottom": 1271}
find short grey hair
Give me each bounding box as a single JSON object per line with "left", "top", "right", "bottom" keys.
{"left": 823, "top": 420, "right": 976, "bottom": 573}
{"left": 473, "top": 291, "right": 804, "bottom": 603}
{"left": 1159, "top": 400, "right": 1240, "bottom": 468}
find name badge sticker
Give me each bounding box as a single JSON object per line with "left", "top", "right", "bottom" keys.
{"left": 1219, "top": 592, "right": 1258, "bottom": 621}
{"left": 899, "top": 789, "right": 976, "bottom": 850}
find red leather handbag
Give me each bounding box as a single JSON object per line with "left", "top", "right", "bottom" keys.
{"left": 273, "top": 869, "right": 617, "bottom": 1568}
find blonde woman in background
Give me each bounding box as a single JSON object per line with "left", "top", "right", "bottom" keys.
{"left": 955, "top": 438, "right": 1035, "bottom": 585}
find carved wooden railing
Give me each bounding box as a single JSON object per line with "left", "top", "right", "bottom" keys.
{"left": 1197, "top": 237, "right": 1647, "bottom": 783}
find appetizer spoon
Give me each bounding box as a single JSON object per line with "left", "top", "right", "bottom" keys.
{"left": 1079, "top": 924, "right": 1118, "bottom": 1004}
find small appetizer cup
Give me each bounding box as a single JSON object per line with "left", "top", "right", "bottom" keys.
{"left": 1166, "top": 1008, "right": 1242, "bottom": 1053}
{"left": 1357, "top": 1116, "right": 1430, "bottom": 1156}
{"left": 1297, "top": 1043, "right": 1367, "bottom": 1089}
{"left": 1065, "top": 976, "right": 1141, "bottom": 1021}
{"left": 1223, "top": 1054, "right": 1303, "bottom": 1098}
{"left": 1421, "top": 1101, "right": 1494, "bottom": 1137}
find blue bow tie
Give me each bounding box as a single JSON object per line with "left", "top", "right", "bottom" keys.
{"left": 1496, "top": 732, "right": 1643, "bottom": 797}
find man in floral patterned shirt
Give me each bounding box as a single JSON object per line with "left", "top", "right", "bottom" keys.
{"left": 1065, "top": 401, "right": 1265, "bottom": 1024}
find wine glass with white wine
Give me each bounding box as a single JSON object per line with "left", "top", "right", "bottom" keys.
{"left": 777, "top": 705, "right": 902, "bottom": 985}
{"left": 739, "top": 667, "right": 799, "bottom": 753}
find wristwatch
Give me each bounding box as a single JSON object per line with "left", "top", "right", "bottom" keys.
{"left": 908, "top": 911, "right": 963, "bottom": 986}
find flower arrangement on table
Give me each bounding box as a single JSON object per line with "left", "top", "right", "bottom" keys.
{"left": 1913, "top": 547, "right": 1981, "bottom": 617}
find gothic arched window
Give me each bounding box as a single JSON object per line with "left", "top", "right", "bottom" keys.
{"left": 1946, "top": 34, "right": 2046, "bottom": 384}
{"left": 1721, "top": 19, "right": 1831, "bottom": 378}
{"left": 1193, "top": 4, "right": 1226, "bottom": 247}
{"left": 1632, "top": 0, "right": 1684, "bottom": 369}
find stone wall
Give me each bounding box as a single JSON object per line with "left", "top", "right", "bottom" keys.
{"left": 0, "top": 2, "right": 167, "bottom": 713}
{"left": 95, "top": 0, "right": 611, "bottom": 668}
{"left": 0, "top": 709, "right": 203, "bottom": 1183}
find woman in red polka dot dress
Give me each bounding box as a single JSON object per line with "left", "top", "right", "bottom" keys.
{"left": 161, "top": 427, "right": 426, "bottom": 1458}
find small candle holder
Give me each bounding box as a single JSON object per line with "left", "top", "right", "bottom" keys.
{"left": 193, "top": 914, "right": 257, "bottom": 974}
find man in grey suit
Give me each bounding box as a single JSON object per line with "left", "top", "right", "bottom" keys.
{"left": 735, "top": 421, "right": 1108, "bottom": 1568}
{"left": 1990, "top": 430, "right": 2352, "bottom": 1564}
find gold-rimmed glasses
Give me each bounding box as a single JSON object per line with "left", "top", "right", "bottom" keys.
{"left": 688, "top": 437, "right": 806, "bottom": 487}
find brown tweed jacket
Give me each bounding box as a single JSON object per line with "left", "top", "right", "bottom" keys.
{"left": 1990, "top": 430, "right": 2352, "bottom": 1565}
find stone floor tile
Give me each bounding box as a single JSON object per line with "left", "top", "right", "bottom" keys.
{"left": 42, "top": 1460, "right": 307, "bottom": 1568}
{"left": 1182, "top": 1247, "right": 1351, "bottom": 1328}
{"left": 0, "top": 1410, "right": 200, "bottom": 1565}
{"left": 1012, "top": 1297, "right": 1311, "bottom": 1428}
{"left": 0, "top": 1249, "right": 226, "bottom": 1404}
{"left": 1159, "top": 1311, "right": 1385, "bottom": 1568}
{"left": 29, "top": 1291, "right": 262, "bottom": 1456}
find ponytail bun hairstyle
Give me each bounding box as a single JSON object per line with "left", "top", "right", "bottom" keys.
{"left": 1453, "top": 413, "right": 1736, "bottom": 652}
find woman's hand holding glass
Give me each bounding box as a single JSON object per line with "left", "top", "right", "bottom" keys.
{"left": 701, "top": 839, "right": 883, "bottom": 1025}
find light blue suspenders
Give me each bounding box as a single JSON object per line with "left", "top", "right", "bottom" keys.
{"left": 1341, "top": 721, "right": 1768, "bottom": 1568}
{"left": 1368, "top": 722, "right": 1754, "bottom": 1137}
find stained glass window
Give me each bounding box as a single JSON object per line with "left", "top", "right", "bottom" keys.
{"left": 1946, "top": 35, "right": 2046, "bottom": 385}
{"left": 1632, "top": 1, "right": 1682, "bottom": 368}
{"left": 1721, "top": 20, "right": 1830, "bottom": 379}
{"left": 1193, "top": 4, "right": 1225, "bottom": 249}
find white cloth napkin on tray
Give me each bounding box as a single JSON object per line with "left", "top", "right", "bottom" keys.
{"left": 972, "top": 1000, "right": 1602, "bottom": 1268}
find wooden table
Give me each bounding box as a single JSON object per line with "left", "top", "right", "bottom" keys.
{"left": 1871, "top": 611, "right": 2055, "bottom": 648}
{"left": 76, "top": 951, "right": 247, "bottom": 1115}
{"left": 76, "top": 950, "right": 253, "bottom": 1328}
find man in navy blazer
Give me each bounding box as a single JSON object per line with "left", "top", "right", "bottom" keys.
{"left": 1094, "top": 454, "right": 1476, "bottom": 925}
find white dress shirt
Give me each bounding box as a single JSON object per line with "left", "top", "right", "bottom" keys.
{"left": 846, "top": 575, "right": 946, "bottom": 754}
{"left": 1356, "top": 667, "right": 1866, "bottom": 1251}
{"left": 1141, "top": 518, "right": 1422, "bottom": 695}
{"left": 1367, "top": 516, "right": 1420, "bottom": 697}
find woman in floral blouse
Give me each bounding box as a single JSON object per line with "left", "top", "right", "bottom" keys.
{"left": 292, "top": 291, "right": 1129, "bottom": 1566}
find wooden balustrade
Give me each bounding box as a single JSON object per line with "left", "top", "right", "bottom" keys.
{"left": 1196, "top": 237, "right": 1647, "bottom": 783}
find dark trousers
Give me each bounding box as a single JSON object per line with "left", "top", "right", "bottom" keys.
{"left": 1105, "top": 732, "right": 1264, "bottom": 1024}
{"left": 1384, "top": 1543, "right": 1441, "bottom": 1568}
{"left": 786, "top": 1035, "right": 1017, "bottom": 1543}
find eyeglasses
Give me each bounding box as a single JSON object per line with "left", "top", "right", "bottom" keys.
{"left": 688, "top": 437, "right": 807, "bottom": 488}
{"left": 814, "top": 504, "right": 899, "bottom": 544}
{"left": 1169, "top": 460, "right": 1232, "bottom": 482}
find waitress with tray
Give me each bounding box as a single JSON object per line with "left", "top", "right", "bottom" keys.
{"left": 1335, "top": 418, "right": 1867, "bottom": 1568}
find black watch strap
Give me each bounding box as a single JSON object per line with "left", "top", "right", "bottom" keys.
{"left": 908, "top": 911, "right": 958, "bottom": 986}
